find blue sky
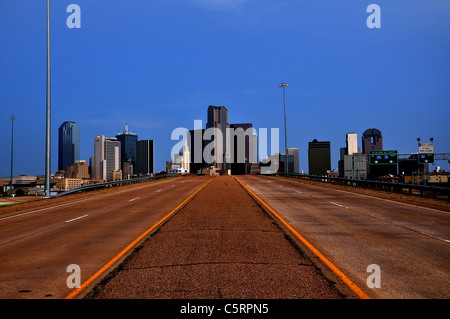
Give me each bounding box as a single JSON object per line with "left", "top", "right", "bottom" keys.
{"left": 1, "top": 0, "right": 449, "bottom": 176}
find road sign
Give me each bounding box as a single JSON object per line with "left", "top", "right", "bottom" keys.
{"left": 369, "top": 150, "right": 398, "bottom": 165}
{"left": 418, "top": 153, "right": 434, "bottom": 164}
{"left": 418, "top": 143, "right": 434, "bottom": 154}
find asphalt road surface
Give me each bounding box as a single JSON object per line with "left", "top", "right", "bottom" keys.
{"left": 0, "top": 176, "right": 209, "bottom": 299}
{"left": 2, "top": 174, "right": 448, "bottom": 300}
{"left": 86, "top": 175, "right": 345, "bottom": 299}
{"left": 237, "top": 175, "right": 450, "bottom": 299}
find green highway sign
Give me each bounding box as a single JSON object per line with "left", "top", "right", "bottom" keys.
{"left": 418, "top": 153, "right": 434, "bottom": 164}
{"left": 369, "top": 150, "right": 398, "bottom": 165}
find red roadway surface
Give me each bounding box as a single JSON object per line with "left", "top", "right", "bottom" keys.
{"left": 238, "top": 175, "right": 450, "bottom": 299}
{"left": 2, "top": 174, "right": 448, "bottom": 299}
{"left": 0, "top": 176, "right": 209, "bottom": 299}
{"left": 86, "top": 175, "right": 345, "bottom": 299}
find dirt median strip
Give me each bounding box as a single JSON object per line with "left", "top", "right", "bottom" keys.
{"left": 85, "top": 175, "right": 346, "bottom": 299}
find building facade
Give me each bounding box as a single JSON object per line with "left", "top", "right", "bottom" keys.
{"left": 187, "top": 129, "right": 207, "bottom": 174}
{"left": 58, "top": 121, "right": 80, "bottom": 171}
{"left": 135, "top": 140, "right": 154, "bottom": 176}
{"left": 308, "top": 139, "right": 331, "bottom": 176}
{"left": 65, "top": 160, "right": 90, "bottom": 179}
{"left": 362, "top": 128, "right": 383, "bottom": 154}
{"left": 92, "top": 135, "right": 121, "bottom": 182}
{"left": 116, "top": 123, "right": 138, "bottom": 167}
{"left": 206, "top": 105, "right": 230, "bottom": 171}
{"left": 287, "top": 147, "right": 299, "bottom": 174}
{"left": 344, "top": 153, "right": 368, "bottom": 179}
{"left": 346, "top": 132, "right": 359, "bottom": 155}
{"left": 229, "top": 123, "right": 257, "bottom": 175}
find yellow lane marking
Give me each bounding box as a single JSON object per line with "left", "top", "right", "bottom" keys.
{"left": 234, "top": 176, "right": 370, "bottom": 300}
{"left": 65, "top": 178, "right": 212, "bottom": 299}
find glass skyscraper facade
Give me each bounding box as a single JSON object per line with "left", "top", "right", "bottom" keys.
{"left": 58, "top": 121, "right": 80, "bottom": 171}
{"left": 116, "top": 124, "right": 138, "bottom": 166}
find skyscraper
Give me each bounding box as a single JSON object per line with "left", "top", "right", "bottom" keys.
{"left": 308, "top": 139, "right": 331, "bottom": 176}
{"left": 229, "top": 123, "right": 257, "bottom": 175}
{"left": 187, "top": 129, "right": 206, "bottom": 174}
{"left": 116, "top": 123, "right": 138, "bottom": 166}
{"left": 206, "top": 105, "right": 230, "bottom": 171}
{"left": 362, "top": 128, "right": 383, "bottom": 154}
{"left": 342, "top": 132, "right": 367, "bottom": 179}
{"left": 92, "top": 135, "right": 121, "bottom": 181}
{"left": 287, "top": 147, "right": 299, "bottom": 174}
{"left": 135, "top": 140, "right": 154, "bottom": 176}
{"left": 361, "top": 128, "right": 393, "bottom": 179}
{"left": 58, "top": 121, "right": 80, "bottom": 171}
{"left": 346, "top": 132, "right": 359, "bottom": 155}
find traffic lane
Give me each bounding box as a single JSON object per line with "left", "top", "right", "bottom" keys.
{"left": 0, "top": 176, "right": 210, "bottom": 299}
{"left": 255, "top": 176, "right": 450, "bottom": 244}
{"left": 0, "top": 176, "right": 209, "bottom": 299}
{"left": 0, "top": 177, "right": 178, "bottom": 219}
{"left": 87, "top": 176, "right": 344, "bottom": 299}
{"left": 239, "top": 175, "right": 450, "bottom": 299}
{"left": 0, "top": 177, "right": 199, "bottom": 246}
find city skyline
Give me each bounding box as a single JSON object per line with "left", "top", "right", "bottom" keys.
{"left": 1, "top": 1, "right": 449, "bottom": 177}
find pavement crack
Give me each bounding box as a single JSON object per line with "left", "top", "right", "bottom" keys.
{"left": 161, "top": 228, "right": 279, "bottom": 233}
{"left": 122, "top": 261, "right": 311, "bottom": 271}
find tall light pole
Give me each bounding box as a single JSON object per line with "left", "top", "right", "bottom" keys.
{"left": 9, "top": 116, "right": 16, "bottom": 196}
{"left": 45, "top": 0, "right": 51, "bottom": 196}
{"left": 279, "top": 83, "right": 288, "bottom": 173}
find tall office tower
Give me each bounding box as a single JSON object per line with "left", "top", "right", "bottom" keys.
{"left": 229, "top": 123, "right": 257, "bottom": 175}
{"left": 343, "top": 132, "right": 367, "bottom": 179}
{"left": 338, "top": 147, "right": 346, "bottom": 177}
{"left": 58, "top": 121, "right": 80, "bottom": 171}
{"left": 116, "top": 123, "right": 138, "bottom": 167}
{"left": 206, "top": 105, "right": 230, "bottom": 171}
{"left": 287, "top": 147, "right": 299, "bottom": 174}
{"left": 362, "top": 128, "right": 383, "bottom": 154}
{"left": 361, "top": 128, "right": 386, "bottom": 179}
{"left": 308, "top": 139, "right": 331, "bottom": 176}
{"left": 135, "top": 140, "right": 154, "bottom": 176}
{"left": 346, "top": 132, "right": 358, "bottom": 155}
{"left": 92, "top": 135, "right": 121, "bottom": 181}
{"left": 187, "top": 129, "right": 206, "bottom": 174}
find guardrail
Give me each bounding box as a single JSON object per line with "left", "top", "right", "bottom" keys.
{"left": 277, "top": 173, "right": 450, "bottom": 200}
{"left": 54, "top": 173, "right": 179, "bottom": 197}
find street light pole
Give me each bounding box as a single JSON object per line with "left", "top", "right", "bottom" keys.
{"left": 9, "top": 116, "right": 16, "bottom": 196}
{"left": 279, "top": 83, "right": 288, "bottom": 173}
{"left": 45, "top": 0, "right": 51, "bottom": 196}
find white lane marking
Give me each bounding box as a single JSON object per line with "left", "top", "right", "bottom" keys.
{"left": 128, "top": 197, "right": 140, "bottom": 202}
{"left": 271, "top": 176, "right": 450, "bottom": 215}
{"left": 425, "top": 234, "right": 450, "bottom": 244}
{"left": 0, "top": 178, "right": 179, "bottom": 222}
{"left": 253, "top": 176, "right": 450, "bottom": 244}
{"left": 65, "top": 214, "right": 89, "bottom": 223}
{"left": 329, "top": 202, "right": 347, "bottom": 208}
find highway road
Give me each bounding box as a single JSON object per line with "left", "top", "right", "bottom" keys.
{"left": 0, "top": 176, "right": 210, "bottom": 299}
{"left": 236, "top": 175, "right": 450, "bottom": 299}
{"left": 86, "top": 175, "right": 345, "bottom": 300}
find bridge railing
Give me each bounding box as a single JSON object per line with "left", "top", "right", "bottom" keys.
{"left": 54, "top": 173, "right": 179, "bottom": 197}
{"left": 277, "top": 173, "right": 450, "bottom": 200}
